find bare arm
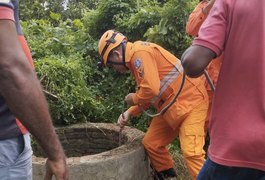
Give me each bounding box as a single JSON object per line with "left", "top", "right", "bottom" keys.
{"left": 0, "top": 20, "right": 68, "bottom": 179}
{"left": 117, "top": 110, "right": 132, "bottom": 128}
{"left": 181, "top": 45, "right": 216, "bottom": 77}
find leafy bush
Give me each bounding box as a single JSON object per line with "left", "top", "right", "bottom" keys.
{"left": 21, "top": 0, "right": 198, "bottom": 130}
{"left": 83, "top": 0, "right": 137, "bottom": 40}
{"left": 35, "top": 55, "right": 105, "bottom": 125}
{"left": 115, "top": 1, "right": 161, "bottom": 41}
{"left": 145, "top": 0, "right": 193, "bottom": 57}
{"left": 21, "top": 18, "right": 89, "bottom": 59}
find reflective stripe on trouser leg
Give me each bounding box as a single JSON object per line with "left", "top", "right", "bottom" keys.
{"left": 179, "top": 100, "right": 208, "bottom": 180}
{"left": 142, "top": 116, "right": 179, "bottom": 172}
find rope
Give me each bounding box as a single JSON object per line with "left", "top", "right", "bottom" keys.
{"left": 140, "top": 72, "right": 186, "bottom": 118}
{"left": 119, "top": 100, "right": 127, "bottom": 146}
{"left": 138, "top": 69, "right": 215, "bottom": 118}
{"left": 203, "top": 69, "right": 215, "bottom": 92}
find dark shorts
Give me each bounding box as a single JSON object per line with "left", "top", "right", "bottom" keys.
{"left": 197, "top": 158, "right": 265, "bottom": 180}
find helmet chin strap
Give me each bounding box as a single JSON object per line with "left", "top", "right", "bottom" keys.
{"left": 121, "top": 41, "right": 129, "bottom": 70}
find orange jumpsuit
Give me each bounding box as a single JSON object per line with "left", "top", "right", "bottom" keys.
{"left": 125, "top": 41, "right": 208, "bottom": 179}
{"left": 186, "top": 0, "right": 222, "bottom": 129}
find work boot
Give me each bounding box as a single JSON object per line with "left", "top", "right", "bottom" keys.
{"left": 153, "top": 168, "right": 177, "bottom": 180}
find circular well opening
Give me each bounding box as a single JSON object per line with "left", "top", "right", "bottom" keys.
{"left": 32, "top": 123, "right": 128, "bottom": 157}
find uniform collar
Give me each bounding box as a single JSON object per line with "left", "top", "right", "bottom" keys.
{"left": 125, "top": 42, "right": 133, "bottom": 63}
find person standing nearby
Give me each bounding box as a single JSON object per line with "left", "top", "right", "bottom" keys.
{"left": 182, "top": 0, "right": 265, "bottom": 179}
{"left": 0, "top": 1, "right": 69, "bottom": 179}
{"left": 186, "top": 0, "right": 222, "bottom": 132}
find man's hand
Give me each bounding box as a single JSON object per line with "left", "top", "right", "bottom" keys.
{"left": 117, "top": 110, "right": 131, "bottom": 128}
{"left": 44, "top": 157, "right": 69, "bottom": 180}
{"left": 203, "top": 0, "right": 216, "bottom": 14}
{"left": 125, "top": 93, "right": 135, "bottom": 106}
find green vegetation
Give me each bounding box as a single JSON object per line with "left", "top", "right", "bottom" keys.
{"left": 21, "top": 0, "right": 196, "bottom": 129}
{"left": 21, "top": 0, "right": 199, "bottom": 178}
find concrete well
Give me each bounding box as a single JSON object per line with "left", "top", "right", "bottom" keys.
{"left": 32, "top": 123, "right": 151, "bottom": 180}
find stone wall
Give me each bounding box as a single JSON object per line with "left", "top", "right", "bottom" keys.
{"left": 32, "top": 123, "right": 151, "bottom": 180}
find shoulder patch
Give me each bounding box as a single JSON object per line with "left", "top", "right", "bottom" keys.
{"left": 134, "top": 58, "right": 144, "bottom": 78}
{"left": 134, "top": 58, "right": 142, "bottom": 69}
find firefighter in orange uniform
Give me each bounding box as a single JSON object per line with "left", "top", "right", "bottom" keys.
{"left": 98, "top": 30, "right": 208, "bottom": 180}
{"left": 186, "top": 0, "right": 222, "bottom": 128}
{"left": 186, "top": 0, "right": 216, "bottom": 37}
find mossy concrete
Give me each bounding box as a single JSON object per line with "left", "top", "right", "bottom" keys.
{"left": 32, "top": 123, "right": 151, "bottom": 180}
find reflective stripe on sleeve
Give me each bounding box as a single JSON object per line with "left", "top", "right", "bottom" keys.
{"left": 151, "top": 62, "right": 183, "bottom": 104}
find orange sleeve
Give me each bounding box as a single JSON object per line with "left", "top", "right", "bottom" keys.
{"left": 128, "top": 102, "right": 152, "bottom": 117}
{"left": 128, "top": 106, "right": 141, "bottom": 117}
{"left": 186, "top": 1, "right": 208, "bottom": 37}
{"left": 18, "top": 35, "right": 35, "bottom": 67}
{"left": 0, "top": 6, "right": 14, "bottom": 21}
{"left": 130, "top": 51, "right": 160, "bottom": 105}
